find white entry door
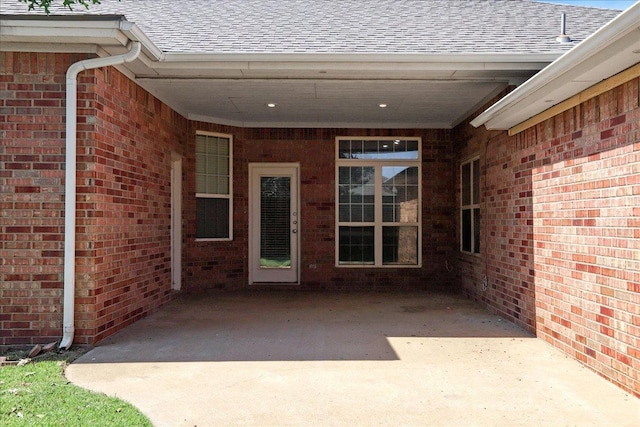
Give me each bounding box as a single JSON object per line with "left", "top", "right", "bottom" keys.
{"left": 249, "top": 163, "right": 299, "bottom": 284}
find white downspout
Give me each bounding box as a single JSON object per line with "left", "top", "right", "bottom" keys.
{"left": 60, "top": 41, "right": 142, "bottom": 350}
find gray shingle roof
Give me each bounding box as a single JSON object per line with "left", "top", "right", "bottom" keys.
{"left": 0, "top": 0, "right": 621, "bottom": 54}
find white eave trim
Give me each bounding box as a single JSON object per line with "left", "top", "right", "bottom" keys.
{"left": 471, "top": 2, "right": 640, "bottom": 130}
{"left": 161, "top": 52, "right": 561, "bottom": 64}
{"left": 0, "top": 16, "right": 164, "bottom": 61}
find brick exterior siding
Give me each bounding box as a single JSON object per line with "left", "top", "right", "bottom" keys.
{"left": 1, "top": 52, "right": 87, "bottom": 345}
{"left": 1, "top": 51, "right": 637, "bottom": 397}
{"left": 1, "top": 52, "right": 186, "bottom": 345}
{"left": 184, "top": 124, "right": 457, "bottom": 291}
{"left": 455, "top": 77, "right": 640, "bottom": 397}
{"left": 80, "top": 66, "right": 187, "bottom": 343}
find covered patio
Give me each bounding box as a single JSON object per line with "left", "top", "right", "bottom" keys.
{"left": 66, "top": 291, "right": 638, "bottom": 426}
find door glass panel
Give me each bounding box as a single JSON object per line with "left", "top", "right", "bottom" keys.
{"left": 260, "top": 177, "right": 291, "bottom": 268}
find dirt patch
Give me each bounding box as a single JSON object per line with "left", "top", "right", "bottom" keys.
{"left": 1, "top": 344, "right": 89, "bottom": 365}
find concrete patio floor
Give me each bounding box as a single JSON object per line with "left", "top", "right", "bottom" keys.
{"left": 66, "top": 291, "right": 639, "bottom": 427}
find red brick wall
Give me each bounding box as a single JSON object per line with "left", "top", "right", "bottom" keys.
{"left": 78, "top": 66, "right": 188, "bottom": 343}
{"left": 1, "top": 52, "right": 187, "bottom": 346}
{"left": 455, "top": 77, "right": 640, "bottom": 397}
{"left": 1, "top": 52, "right": 88, "bottom": 346}
{"left": 6, "top": 50, "right": 635, "bottom": 397}
{"left": 184, "top": 125, "right": 457, "bottom": 291}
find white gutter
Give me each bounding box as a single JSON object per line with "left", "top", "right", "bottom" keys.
{"left": 470, "top": 2, "right": 640, "bottom": 129}
{"left": 60, "top": 40, "right": 142, "bottom": 350}
{"left": 119, "top": 20, "right": 164, "bottom": 61}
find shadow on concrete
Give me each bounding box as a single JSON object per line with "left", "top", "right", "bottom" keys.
{"left": 75, "top": 291, "right": 532, "bottom": 364}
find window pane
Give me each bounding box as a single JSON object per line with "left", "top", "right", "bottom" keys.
{"left": 401, "top": 140, "right": 419, "bottom": 159}
{"left": 217, "top": 138, "right": 229, "bottom": 155}
{"left": 472, "top": 159, "right": 480, "bottom": 205}
{"left": 196, "top": 197, "right": 229, "bottom": 239}
{"left": 195, "top": 153, "right": 206, "bottom": 175}
{"left": 196, "top": 174, "right": 206, "bottom": 194}
{"left": 196, "top": 134, "right": 230, "bottom": 195}
{"left": 383, "top": 226, "right": 418, "bottom": 265}
{"left": 195, "top": 135, "right": 207, "bottom": 153}
{"left": 382, "top": 166, "right": 418, "bottom": 223}
{"left": 363, "top": 140, "right": 379, "bottom": 156}
{"left": 461, "top": 162, "right": 471, "bottom": 206}
{"left": 461, "top": 209, "right": 471, "bottom": 252}
{"left": 205, "top": 175, "right": 219, "bottom": 195}
{"left": 338, "top": 139, "right": 419, "bottom": 160}
{"left": 339, "top": 205, "right": 350, "bottom": 222}
{"left": 218, "top": 177, "right": 229, "bottom": 195}
{"left": 218, "top": 157, "right": 229, "bottom": 175}
{"left": 473, "top": 208, "right": 480, "bottom": 254}
{"left": 338, "top": 166, "right": 375, "bottom": 223}
{"left": 339, "top": 226, "right": 374, "bottom": 264}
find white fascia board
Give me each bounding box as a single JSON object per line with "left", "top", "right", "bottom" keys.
{"left": 0, "top": 23, "right": 130, "bottom": 46}
{"left": 152, "top": 54, "right": 555, "bottom": 77}
{"left": 471, "top": 2, "right": 640, "bottom": 130}
{"left": 163, "top": 52, "right": 560, "bottom": 64}
{"left": 0, "top": 42, "right": 98, "bottom": 53}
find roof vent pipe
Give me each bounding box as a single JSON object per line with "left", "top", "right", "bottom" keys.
{"left": 556, "top": 13, "right": 572, "bottom": 43}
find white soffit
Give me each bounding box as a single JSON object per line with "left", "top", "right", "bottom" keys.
{"left": 139, "top": 78, "right": 508, "bottom": 129}
{"left": 471, "top": 2, "right": 640, "bottom": 131}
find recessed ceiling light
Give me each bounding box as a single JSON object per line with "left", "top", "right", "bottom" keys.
{"left": 544, "top": 99, "right": 554, "bottom": 103}
{"left": 267, "top": 103, "right": 277, "bottom": 108}
{"left": 378, "top": 103, "right": 388, "bottom": 108}
{"left": 633, "top": 49, "right": 640, "bottom": 54}
{"left": 382, "top": 144, "right": 389, "bottom": 148}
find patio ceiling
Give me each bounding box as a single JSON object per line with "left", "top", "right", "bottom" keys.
{"left": 1, "top": 16, "right": 557, "bottom": 129}
{"left": 100, "top": 48, "right": 557, "bottom": 128}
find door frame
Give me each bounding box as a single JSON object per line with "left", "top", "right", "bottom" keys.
{"left": 170, "top": 152, "right": 182, "bottom": 291}
{"left": 248, "top": 162, "right": 300, "bottom": 285}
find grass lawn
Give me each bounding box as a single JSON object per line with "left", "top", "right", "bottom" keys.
{"left": 1, "top": 351, "right": 152, "bottom": 427}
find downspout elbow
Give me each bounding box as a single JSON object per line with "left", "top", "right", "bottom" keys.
{"left": 60, "top": 41, "right": 142, "bottom": 350}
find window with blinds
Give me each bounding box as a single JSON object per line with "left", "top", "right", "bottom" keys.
{"left": 195, "top": 132, "right": 232, "bottom": 240}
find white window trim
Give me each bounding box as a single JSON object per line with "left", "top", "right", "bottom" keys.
{"left": 335, "top": 136, "right": 422, "bottom": 268}
{"left": 460, "top": 155, "right": 480, "bottom": 255}
{"left": 195, "top": 131, "right": 233, "bottom": 242}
